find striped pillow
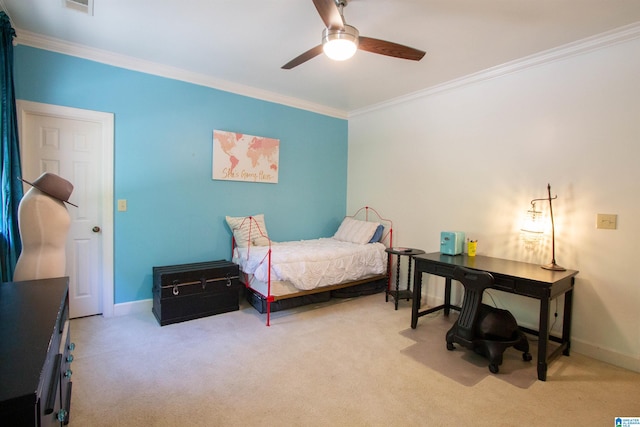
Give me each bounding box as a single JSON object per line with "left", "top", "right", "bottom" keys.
{"left": 333, "top": 217, "right": 380, "bottom": 244}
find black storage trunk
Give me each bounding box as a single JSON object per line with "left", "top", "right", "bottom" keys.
{"left": 152, "top": 260, "right": 240, "bottom": 326}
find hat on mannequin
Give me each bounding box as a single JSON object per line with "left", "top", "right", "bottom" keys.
{"left": 18, "top": 172, "right": 78, "bottom": 207}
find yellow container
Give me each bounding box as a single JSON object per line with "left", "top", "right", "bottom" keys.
{"left": 467, "top": 240, "right": 477, "bottom": 257}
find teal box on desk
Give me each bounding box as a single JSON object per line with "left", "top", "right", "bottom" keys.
{"left": 440, "top": 231, "right": 465, "bottom": 255}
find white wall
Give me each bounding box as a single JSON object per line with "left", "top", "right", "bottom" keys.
{"left": 347, "top": 36, "right": 640, "bottom": 371}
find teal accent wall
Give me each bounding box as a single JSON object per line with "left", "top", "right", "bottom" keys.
{"left": 14, "top": 46, "right": 348, "bottom": 304}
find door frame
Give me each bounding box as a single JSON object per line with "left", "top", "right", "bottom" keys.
{"left": 17, "top": 100, "right": 115, "bottom": 317}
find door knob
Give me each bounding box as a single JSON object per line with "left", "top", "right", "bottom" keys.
{"left": 92, "top": 226, "right": 101, "bottom": 233}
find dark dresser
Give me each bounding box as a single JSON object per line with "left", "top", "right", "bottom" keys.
{"left": 0, "top": 277, "right": 74, "bottom": 426}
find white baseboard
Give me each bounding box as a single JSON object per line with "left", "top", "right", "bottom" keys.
{"left": 113, "top": 298, "right": 153, "bottom": 317}
{"left": 517, "top": 320, "right": 640, "bottom": 373}
{"left": 571, "top": 339, "right": 640, "bottom": 373}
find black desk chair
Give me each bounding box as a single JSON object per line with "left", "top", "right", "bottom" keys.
{"left": 446, "top": 266, "right": 532, "bottom": 373}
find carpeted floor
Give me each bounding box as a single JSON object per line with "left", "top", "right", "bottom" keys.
{"left": 68, "top": 293, "right": 640, "bottom": 426}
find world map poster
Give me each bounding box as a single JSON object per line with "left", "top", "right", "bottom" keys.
{"left": 212, "top": 130, "right": 280, "bottom": 184}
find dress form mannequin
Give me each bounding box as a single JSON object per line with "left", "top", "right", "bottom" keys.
{"left": 13, "top": 187, "right": 71, "bottom": 281}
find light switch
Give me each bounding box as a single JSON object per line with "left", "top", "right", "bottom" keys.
{"left": 596, "top": 213, "right": 616, "bottom": 229}
{"left": 117, "top": 199, "right": 127, "bottom": 212}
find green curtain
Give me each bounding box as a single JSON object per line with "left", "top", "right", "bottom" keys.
{"left": 0, "top": 11, "right": 23, "bottom": 282}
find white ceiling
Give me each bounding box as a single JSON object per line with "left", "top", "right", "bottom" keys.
{"left": 3, "top": 0, "right": 640, "bottom": 117}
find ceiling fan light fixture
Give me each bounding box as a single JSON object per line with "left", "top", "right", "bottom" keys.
{"left": 281, "top": 0, "right": 425, "bottom": 69}
{"left": 322, "top": 25, "right": 359, "bottom": 61}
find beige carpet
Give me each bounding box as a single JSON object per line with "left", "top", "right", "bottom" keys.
{"left": 69, "top": 293, "right": 640, "bottom": 426}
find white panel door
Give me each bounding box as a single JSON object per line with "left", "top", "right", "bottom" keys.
{"left": 18, "top": 101, "right": 114, "bottom": 318}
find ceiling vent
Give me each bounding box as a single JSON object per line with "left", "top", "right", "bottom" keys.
{"left": 64, "top": 0, "right": 94, "bottom": 15}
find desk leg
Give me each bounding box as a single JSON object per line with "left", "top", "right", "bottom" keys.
{"left": 411, "top": 271, "right": 422, "bottom": 329}
{"left": 562, "top": 286, "right": 574, "bottom": 356}
{"left": 537, "top": 298, "right": 550, "bottom": 381}
{"left": 444, "top": 278, "right": 452, "bottom": 316}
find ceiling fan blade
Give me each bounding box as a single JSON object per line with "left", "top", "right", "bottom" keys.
{"left": 281, "top": 45, "right": 324, "bottom": 69}
{"left": 358, "top": 36, "right": 426, "bottom": 61}
{"left": 313, "top": 0, "right": 344, "bottom": 29}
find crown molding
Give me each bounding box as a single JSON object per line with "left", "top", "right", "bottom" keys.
{"left": 14, "top": 29, "right": 349, "bottom": 120}
{"left": 349, "top": 21, "right": 640, "bottom": 117}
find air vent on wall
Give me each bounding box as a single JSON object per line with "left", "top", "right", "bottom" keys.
{"left": 64, "top": 0, "right": 94, "bottom": 15}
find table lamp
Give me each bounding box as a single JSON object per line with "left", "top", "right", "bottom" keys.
{"left": 524, "top": 183, "right": 566, "bottom": 271}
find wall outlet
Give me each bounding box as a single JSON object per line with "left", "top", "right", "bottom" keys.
{"left": 117, "top": 199, "right": 127, "bottom": 212}
{"left": 596, "top": 213, "right": 617, "bottom": 229}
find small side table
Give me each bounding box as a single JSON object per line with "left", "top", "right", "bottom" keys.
{"left": 385, "top": 247, "right": 425, "bottom": 310}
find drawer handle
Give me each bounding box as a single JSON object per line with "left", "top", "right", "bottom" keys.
{"left": 172, "top": 285, "right": 179, "bottom": 296}
{"left": 68, "top": 342, "right": 76, "bottom": 351}
{"left": 64, "top": 369, "right": 73, "bottom": 378}
{"left": 66, "top": 354, "right": 74, "bottom": 363}
{"left": 57, "top": 409, "right": 68, "bottom": 422}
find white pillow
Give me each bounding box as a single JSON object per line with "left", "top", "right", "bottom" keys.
{"left": 333, "top": 217, "right": 380, "bottom": 244}
{"left": 226, "top": 214, "right": 269, "bottom": 248}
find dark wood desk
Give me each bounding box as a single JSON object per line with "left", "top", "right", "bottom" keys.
{"left": 411, "top": 252, "right": 578, "bottom": 381}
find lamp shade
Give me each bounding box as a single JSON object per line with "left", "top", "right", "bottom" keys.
{"left": 521, "top": 203, "right": 544, "bottom": 234}
{"left": 520, "top": 203, "right": 544, "bottom": 248}
{"left": 322, "top": 25, "right": 359, "bottom": 61}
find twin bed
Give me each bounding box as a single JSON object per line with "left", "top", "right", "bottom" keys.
{"left": 227, "top": 207, "right": 393, "bottom": 325}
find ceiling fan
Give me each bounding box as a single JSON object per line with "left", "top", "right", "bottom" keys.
{"left": 282, "top": 0, "right": 426, "bottom": 69}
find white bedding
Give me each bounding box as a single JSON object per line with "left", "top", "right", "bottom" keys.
{"left": 233, "top": 238, "right": 387, "bottom": 291}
